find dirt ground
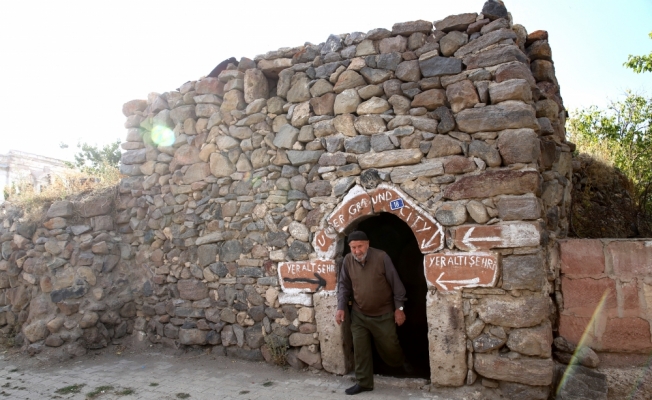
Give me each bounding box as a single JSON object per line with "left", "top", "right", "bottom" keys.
{"left": 0, "top": 340, "right": 505, "bottom": 400}
{"left": 600, "top": 366, "right": 652, "bottom": 400}
{"left": 3, "top": 338, "right": 651, "bottom": 399}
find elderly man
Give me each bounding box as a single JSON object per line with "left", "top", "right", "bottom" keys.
{"left": 335, "top": 231, "right": 408, "bottom": 395}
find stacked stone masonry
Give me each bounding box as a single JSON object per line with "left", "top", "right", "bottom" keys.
{"left": 0, "top": 1, "right": 574, "bottom": 397}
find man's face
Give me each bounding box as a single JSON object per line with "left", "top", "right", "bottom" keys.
{"left": 349, "top": 240, "right": 369, "bottom": 262}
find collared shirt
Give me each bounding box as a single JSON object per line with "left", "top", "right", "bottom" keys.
{"left": 337, "top": 247, "right": 407, "bottom": 316}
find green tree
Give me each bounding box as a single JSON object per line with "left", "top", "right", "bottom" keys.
{"left": 568, "top": 92, "right": 652, "bottom": 212}
{"left": 60, "top": 140, "right": 121, "bottom": 175}
{"left": 624, "top": 32, "right": 652, "bottom": 73}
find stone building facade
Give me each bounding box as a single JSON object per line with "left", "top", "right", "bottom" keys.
{"left": 0, "top": 1, "right": 576, "bottom": 398}
{"left": 0, "top": 150, "right": 69, "bottom": 203}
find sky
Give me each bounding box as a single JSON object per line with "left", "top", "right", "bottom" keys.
{"left": 0, "top": 0, "right": 650, "bottom": 161}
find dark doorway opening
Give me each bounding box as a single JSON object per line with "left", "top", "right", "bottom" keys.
{"left": 343, "top": 212, "right": 430, "bottom": 379}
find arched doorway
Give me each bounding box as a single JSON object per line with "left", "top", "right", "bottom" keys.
{"left": 343, "top": 212, "right": 430, "bottom": 379}
{"left": 306, "top": 183, "right": 466, "bottom": 385}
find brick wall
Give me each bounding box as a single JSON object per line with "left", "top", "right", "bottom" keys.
{"left": 559, "top": 239, "right": 652, "bottom": 352}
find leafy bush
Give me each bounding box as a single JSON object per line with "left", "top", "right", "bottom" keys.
{"left": 568, "top": 92, "right": 652, "bottom": 216}
{"left": 66, "top": 140, "right": 122, "bottom": 175}
{"left": 624, "top": 32, "right": 652, "bottom": 74}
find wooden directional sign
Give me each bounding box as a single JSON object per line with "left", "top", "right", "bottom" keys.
{"left": 324, "top": 183, "right": 444, "bottom": 254}
{"left": 313, "top": 228, "right": 339, "bottom": 259}
{"left": 328, "top": 186, "right": 373, "bottom": 233}
{"left": 451, "top": 223, "right": 541, "bottom": 251}
{"left": 424, "top": 252, "right": 499, "bottom": 292}
{"left": 278, "top": 260, "right": 337, "bottom": 293}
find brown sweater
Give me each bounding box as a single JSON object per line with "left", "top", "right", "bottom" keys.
{"left": 337, "top": 247, "right": 407, "bottom": 316}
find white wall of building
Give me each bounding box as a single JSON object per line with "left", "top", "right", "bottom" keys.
{"left": 0, "top": 151, "right": 68, "bottom": 204}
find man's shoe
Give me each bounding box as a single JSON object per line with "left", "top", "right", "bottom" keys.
{"left": 345, "top": 384, "right": 373, "bottom": 395}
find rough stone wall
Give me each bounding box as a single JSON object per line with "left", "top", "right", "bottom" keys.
{"left": 0, "top": 196, "right": 147, "bottom": 357}
{"left": 0, "top": 1, "right": 574, "bottom": 396}
{"left": 559, "top": 239, "right": 652, "bottom": 353}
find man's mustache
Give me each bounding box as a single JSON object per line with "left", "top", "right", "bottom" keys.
{"left": 353, "top": 251, "right": 368, "bottom": 262}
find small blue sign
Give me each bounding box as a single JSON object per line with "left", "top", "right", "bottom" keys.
{"left": 389, "top": 198, "right": 404, "bottom": 211}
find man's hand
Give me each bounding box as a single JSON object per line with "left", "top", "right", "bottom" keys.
{"left": 394, "top": 309, "right": 406, "bottom": 326}
{"left": 335, "top": 310, "right": 345, "bottom": 325}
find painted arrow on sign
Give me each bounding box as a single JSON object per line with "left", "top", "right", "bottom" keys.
{"left": 435, "top": 273, "right": 480, "bottom": 291}
{"left": 278, "top": 260, "right": 337, "bottom": 293}
{"left": 462, "top": 227, "right": 502, "bottom": 251}
{"left": 283, "top": 273, "right": 327, "bottom": 292}
{"left": 452, "top": 223, "right": 541, "bottom": 251}
{"left": 424, "top": 252, "right": 500, "bottom": 292}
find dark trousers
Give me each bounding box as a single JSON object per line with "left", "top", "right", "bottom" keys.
{"left": 350, "top": 309, "right": 405, "bottom": 388}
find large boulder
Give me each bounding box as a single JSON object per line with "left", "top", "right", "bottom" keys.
{"left": 177, "top": 280, "right": 208, "bottom": 301}
{"left": 455, "top": 101, "right": 539, "bottom": 133}
{"left": 179, "top": 329, "right": 208, "bottom": 345}
{"left": 46, "top": 201, "right": 73, "bottom": 218}
{"left": 23, "top": 320, "right": 49, "bottom": 343}
{"left": 477, "top": 295, "right": 550, "bottom": 328}
{"left": 443, "top": 169, "right": 540, "bottom": 200}
{"left": 244, "top": 69, "right": 269, "bottom": 103}
{"left": 474, "top": 353, "right": 553, "bottom": 386}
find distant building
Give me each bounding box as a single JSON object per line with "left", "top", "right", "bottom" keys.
{"left": 0, "top": 150, "right": 69, "bottom": 203}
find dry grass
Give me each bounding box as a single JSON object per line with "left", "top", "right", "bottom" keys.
{"left": 263, "top": 333, "right": 288, "bottom": 366}
{"left": 3, "top": 164, "right": 121, "bottom": 223}
{"left": 578, "top": 154, "right": 635, "bottom": 194}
